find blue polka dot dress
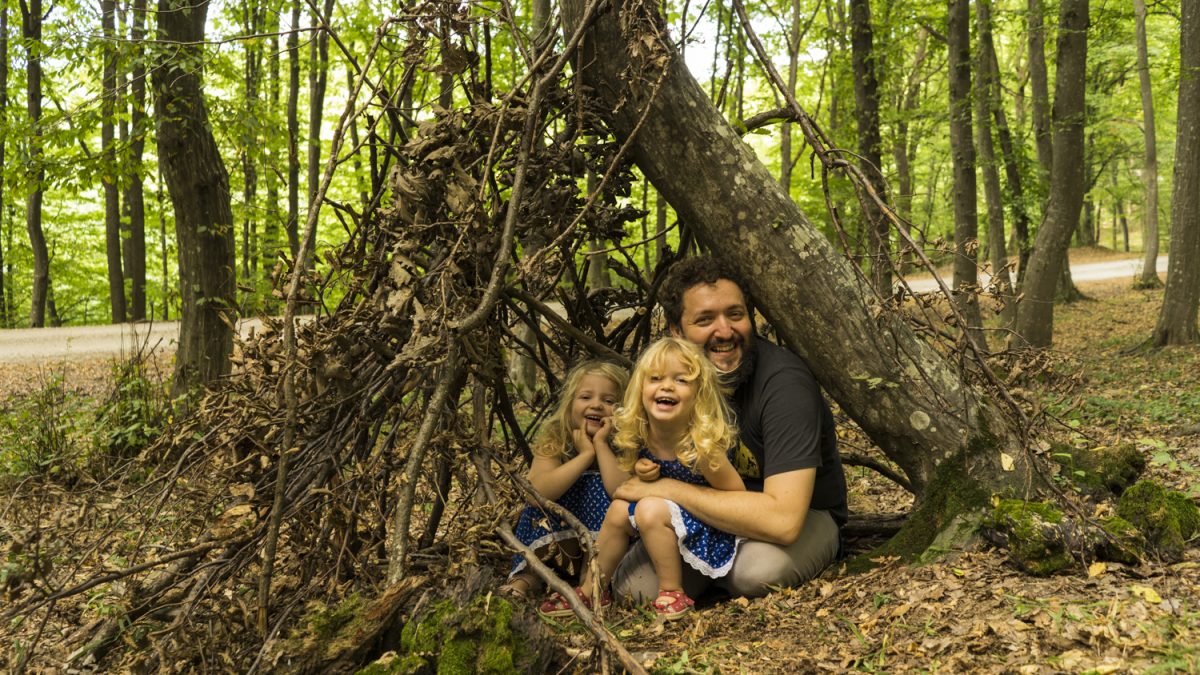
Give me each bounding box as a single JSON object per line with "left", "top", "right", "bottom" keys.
{"left": 627, "top": 448, "right": 742, "bottom": 579}
{"left": 509, "top": 470, "right": 611, "bottom": 577}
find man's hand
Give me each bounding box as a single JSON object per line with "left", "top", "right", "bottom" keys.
{"left": 613, "top": 475, "right": 677, "bottom": 503}
{"left": 634, "top": 457, "right": 660, "bottom": 482}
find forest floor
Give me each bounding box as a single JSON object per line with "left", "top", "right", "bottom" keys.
{"left": 1, "top": 268, "right": 1198, "bottom": 673}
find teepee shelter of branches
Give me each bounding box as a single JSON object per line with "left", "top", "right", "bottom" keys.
{"left": 1, "top": 0, "right": 1180, "bottom": 671}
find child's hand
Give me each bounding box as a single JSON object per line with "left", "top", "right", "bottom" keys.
{"left": 634, "top": 457, "right": 660, "bottom": 482}
{"left": 593, "top": 416, "right": 614, "bottom": 442}
{"left": 571, "top": 428, "right": 597, "bottom": 460}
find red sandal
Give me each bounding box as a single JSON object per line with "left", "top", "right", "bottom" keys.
{"left": 652, "top": 589, "right": 694, "bottom": 620}
{"left": 537, "top": 586, "right": 612, "bottom": 619}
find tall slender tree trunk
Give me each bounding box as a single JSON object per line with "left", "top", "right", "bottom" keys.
{"left": 780, "top": 0, "right": 802, "bottom": 190}
{"left": 948, "top": 0, "right": 982, "bottom": 331}
{"left": 1028, "top": 0, "right": 1054, "bottom": 183}
{"left": 1133, "top": 0, "right": 1161, "bottom": 287}
{"left": 262, "top": 7, "right": 282, "bottom": 306}
{"left": 891, "top": 28, "right": 928, "bottom": 262}
{"left": 22, "top": 0, "right": 49, "bottom": 327}
{"left": 125, "top": 0, "right": 148, "bottom": 320}
{"left": 102, "top": 0, "right": 126, "bottom": 323}
{"left": 152, "top": 0, "right": 236, "bottom": 395}
{"left": 285, "top": 0, "right": 301, "bottom": 257}
{"left": 1152, "top": 0, "right": 1200, "bottom": 346}
{"left": 0, "top": 0, "right": 7, "bottom": 325}
{"left": 987, "top": 45, "right": 1032, "bottom": 281}
{"left": 240, "top": 0, "right": 264, "bottom": 295}
{"left": 1014, "top": 0, "right": 1089, "bottom": 348}
{"left": 850, "top": 0, "right": 890, "bottom": 294}
{"left": 976, "top": 0, "right": 1015, "bottom": 327}
{"left": 304, "top": 0, "right": 334, "bottom": 270}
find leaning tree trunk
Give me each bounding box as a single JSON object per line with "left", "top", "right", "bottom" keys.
{"left": 1152, "top": 0, "right": 1200, "bottom": 346}
{"left": 1013, "top": 0, "right": 1089, "bottom": 348}
{"left": 1133, "top": 0, "right": 1161, "bottom": 288}
{"left": 560, "top": 0, "right": 1040, "bottom": 543}
{"left": 152, "top": 0, "right": 236, "bottom": 395}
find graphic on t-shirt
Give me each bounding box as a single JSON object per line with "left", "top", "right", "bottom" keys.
{"left": 731, "top": 441, "right": 760, "bottom": 479}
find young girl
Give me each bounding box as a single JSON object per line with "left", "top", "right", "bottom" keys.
{"left": 538, "top": 337, "right": 743, "bottom": 620}
{"left": 505, "top": 360, "right": 630, "bottom": 596}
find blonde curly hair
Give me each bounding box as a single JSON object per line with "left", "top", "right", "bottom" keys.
{"left": 612, "top": 337, "right": 737, "bottom": 472}
{"left": 533, "top": 360, "right": 629, "bottom": 461}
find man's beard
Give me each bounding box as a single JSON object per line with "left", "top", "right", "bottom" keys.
{"left": 716, "top": 334, "right": 757, "bottom": 390}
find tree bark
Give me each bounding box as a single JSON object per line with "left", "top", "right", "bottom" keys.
{"left": 240, "top": 0, "right": 265, "bottom": 290}
{"left": 152, "top": 0, "right": 236, "bottom": 395}
{"left": 1152, "top": 0, "right": 1200, "bottom": 346}
{"left": 1133, "top": 0, "right": 1161, "bottom": 287}
{"left": 976, "top": 0, "right": 1015, "bottom": 327}
{"left": 304, "top": 0, "right": 334, "bottom": 270}
{"left": 286, "top": 0, "right": 301, "bottom": 257}
{"left": 948, "top": 0, "right": 982, "bottom": 331}
{"left": 850, "top": 0, "right": 890, "bottom": 294}
{"left": 1028, "top": 0, "right": 1054, "bottom": 183}
{"left": 102, "top": 0, "right": 126, "bottom": 323}
{"left": 1014, "top": 0, "right": 1089, "bottom": 348}
{"left": 122, "top": 0, "right": 148, "bottom": 321}
{"left": 987, "top": 45, "right": 1032, "bottom": 282}
{"left": 891, "top": 28, "right": 928, "bottom": 257}
{"left": 560, "top": 0, "right": 1036, "bottom": 508}
{"left": 22, "top": 0, "right": 49, "bottom": 328}
{"left": 0, "top": 0, "right": 7, "bottom": 325}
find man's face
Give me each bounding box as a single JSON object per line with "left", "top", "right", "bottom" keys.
{"left": 671, "top": 279, "right": 753, "bottom": 374}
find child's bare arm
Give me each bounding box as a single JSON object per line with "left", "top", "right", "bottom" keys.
{"left": 527, "top": 443, "right": 594, "bottom": 502}
{"left": 699, "top": 453, "right": 745, "bottom": 492}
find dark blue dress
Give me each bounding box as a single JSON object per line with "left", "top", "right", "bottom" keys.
{"left": 509, "top": 470, "right": 610, "bottom": 577}
{"left": 627, "top": 448, "right": 741, "bottom": 578}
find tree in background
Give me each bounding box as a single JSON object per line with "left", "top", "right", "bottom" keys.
{"left": 152, "top": 0, "right": 235, "bottom": 395}
{"left": 948, "top": 0, "right": 982, "bottom": 331}
{"left": 1133, "top": 0, "right": 1161, "bottom": 288}
{"left": 21, "top": 0, "right": 50, "bottom": 327}
{"left": 101, "top": 0, "right": 125, "bottom": 323}
{"left": 1014, "top": 0, "right": 1090, "bottom": 348}
{"left": 1152, "top": 0, "right": 1200, "bottom": 346}
{"left": 850, "top": 0, "right": 889, "bottom": 294}
{"left": 124, "top": 0, "right": 149, "bottom": 321}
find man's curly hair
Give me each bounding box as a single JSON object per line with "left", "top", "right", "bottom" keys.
{"left": 659, "top": 256, "right": 754, "bottom": 329}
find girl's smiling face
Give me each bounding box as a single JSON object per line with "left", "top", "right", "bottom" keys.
{"left": 641, "top": 353, "right": 697, "bottom": 429}
{"left": 570, "top": 373, "right": 622, "bottom": 435}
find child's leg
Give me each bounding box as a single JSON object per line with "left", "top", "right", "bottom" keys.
{"left": 631, "top": 497, "right": 684, "bottom": 592}
{"left": 578, "top": 499, "right": 636, "bottom": 597}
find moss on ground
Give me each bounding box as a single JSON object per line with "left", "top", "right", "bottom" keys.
{"left": 388, "top": 594, "right": 527, "bottom": 674}
{"left": 1117, "top": 480, "right": 1200, "bottom": 561}
{"left": 984, "top": 499, "right": 1075, "bottom": 576}
{"left": 1050, "top": 442, "right": 1144, "bottom": 497}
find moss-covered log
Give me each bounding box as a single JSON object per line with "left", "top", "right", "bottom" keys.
{"left": 273, "top": 569, "right": 560, "bottom": 674}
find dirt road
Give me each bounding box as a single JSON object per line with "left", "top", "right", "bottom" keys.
{"left": 0, "top": 255, "right": 1169, "bottom": 364}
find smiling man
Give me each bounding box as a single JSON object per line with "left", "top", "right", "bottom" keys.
{"left": 612, "top": 256, "right": 847, "bottom": 600}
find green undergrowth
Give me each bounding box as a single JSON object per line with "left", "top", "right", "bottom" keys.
{"left": 0, "top": 355, "right": 169, "bottom": 483}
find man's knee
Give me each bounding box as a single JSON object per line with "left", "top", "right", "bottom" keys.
{"left": 720, "top": 510, "right": 839, "bottom": 597}
{"left": 611, "top": 542, "right": 658, "bottom": 603}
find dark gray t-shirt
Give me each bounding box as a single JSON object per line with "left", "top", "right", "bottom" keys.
{"left": 728, "top": 338, "right": 848, "bottom": 526}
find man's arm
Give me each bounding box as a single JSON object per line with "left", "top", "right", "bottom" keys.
{"left": 612, "top": 467, "right": 816, "bottom": 544}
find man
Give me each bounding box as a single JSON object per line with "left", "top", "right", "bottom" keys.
{"left": 612, "top": 256, "right": 847, "bottom": 599}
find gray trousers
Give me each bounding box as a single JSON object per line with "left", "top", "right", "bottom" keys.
{"left": 611, "top": 509, "right": 840, "bottom": 602}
